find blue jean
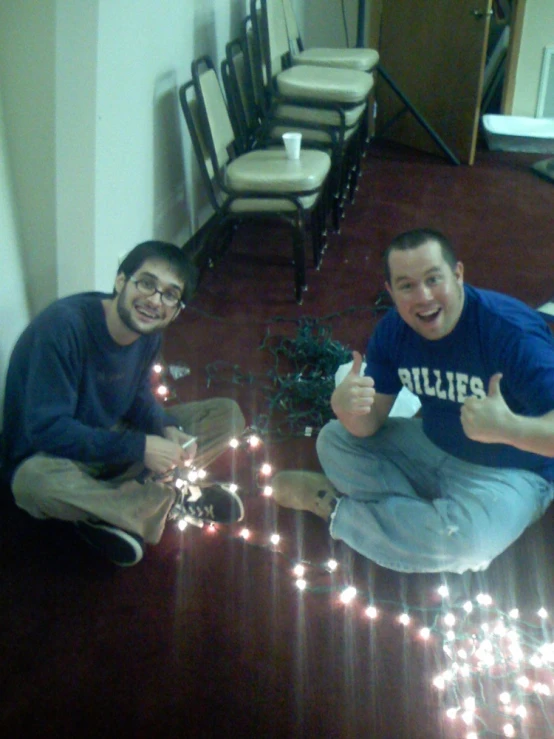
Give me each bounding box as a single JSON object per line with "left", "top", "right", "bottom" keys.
{"left": 316, "top": 418, "right": 554, "bottom": 574}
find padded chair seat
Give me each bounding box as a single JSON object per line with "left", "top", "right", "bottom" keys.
{"left": 276, "top": 64, "right": 373, "bottom": 105}
{"left": 292, "top": 48, "right": 379, "bottom": 73}
{"left": 228, "top": 192, "right": 321, "bottom": 213}
{"left": 269, "top": 123, "right": 358, "bottom": 146}
{"left": 274, "top": 101, "right": 366, "bottom": 129}
{"left": 225, "top": 148, "right": 331, "bottom": 192}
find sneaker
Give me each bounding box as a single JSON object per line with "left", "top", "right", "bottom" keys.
{"left": 75, "top": 520, "right": 145, "bottom": 566}
{"left": 271, "top": 471, "right": 338, "bottom": 520}
{"left": 171, "top": 482, "right": 244, "bottom": 524}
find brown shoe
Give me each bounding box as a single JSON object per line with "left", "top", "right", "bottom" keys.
{"left": 271, "top": 471, "right": 338, "bottom": 521}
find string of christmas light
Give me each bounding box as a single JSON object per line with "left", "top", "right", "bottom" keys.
{"left": 150, "top": 360, "right": 554, "bottom": 737}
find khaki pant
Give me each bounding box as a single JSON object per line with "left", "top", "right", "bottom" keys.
{"left": 12, "top": 398, "right": 245, "bottom": 544}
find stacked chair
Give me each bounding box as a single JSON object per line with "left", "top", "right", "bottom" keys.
{"left": 180, "top": 0, "right": 385, "bottom": 303}
{"left": 179, "top": 56, "right": 331, "bottom": 304}
{"left": 249, "top": 0, "right": 375, "bottom": 228}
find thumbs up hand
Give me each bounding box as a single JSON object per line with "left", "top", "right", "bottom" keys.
{"left": 331, "top": 350, "right": 376, "bottom": 416}
{"left": 461, "top": 373, "right": 514, "bottom": 443}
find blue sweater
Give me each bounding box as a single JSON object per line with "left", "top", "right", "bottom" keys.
{"left": 366, "top": 285, "right": 554, "bottom": 481}
{"left": 1, "top": 292, "right": 176, "bottom": 483}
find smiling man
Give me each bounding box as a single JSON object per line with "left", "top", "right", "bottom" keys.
{"left": 1, "top": 241, "right": 245, "bottom": 566}
{"left": 271, "top": 229, "right": 554, "bottom": 585}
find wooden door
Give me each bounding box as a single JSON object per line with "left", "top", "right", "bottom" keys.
{"left": 375, "top": 0, "right": 493, "bottom": 164}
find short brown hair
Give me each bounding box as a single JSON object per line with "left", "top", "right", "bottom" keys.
{"left": 383, "top": 229, "right": 458, "bottom": 283}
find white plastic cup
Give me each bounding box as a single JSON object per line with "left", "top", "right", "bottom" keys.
{"left": 282, "top": 132, "right": 302, "bottom": 160}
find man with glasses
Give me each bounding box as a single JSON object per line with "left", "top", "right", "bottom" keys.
{"left": 1, "top": 241, "right": 246, "bottom": 567}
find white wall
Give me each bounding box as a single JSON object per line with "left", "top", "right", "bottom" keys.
{"left": 0, "top": 90, "right": 31, "bottom": 428}
{"left": 0, "top": 0, "right": 57, "bottom": 317}
{"left": 512, "top": 0, "right": 554, "bottom": 116}
{"left": 294, "top": 0, "right": 362, "bottom": 49}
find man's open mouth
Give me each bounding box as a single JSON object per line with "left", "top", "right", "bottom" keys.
{"left": 135, "top": 304, "right": 160, "bottom": 321}
{"left": 416, "top": 307, "right": 441, "bottom": 323}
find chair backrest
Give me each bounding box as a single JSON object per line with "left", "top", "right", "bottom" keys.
{"left": 281, "top": 0, "right": 303, "bottom": 53}
{"left": 251, "top": 0, "right": 291, "bottom": 83}
{"left": 244, "top": 14, "right": 269, "bottom": 117}
{"left": 179, "top": 79, "right": 220, "bottom": 210}
{"left": 223, "top": 36, "right": 260, "bottom": 153}
{"left": 192, "top": 57, "right": 236, "bottom": 172}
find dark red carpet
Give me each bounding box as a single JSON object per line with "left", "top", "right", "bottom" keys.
{"left": 2, "top": 141, "right": 554, "bottom": 738}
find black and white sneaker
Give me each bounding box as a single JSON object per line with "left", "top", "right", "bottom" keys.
{"left": 75, "top": 521, "right": 145, "bottom": 567}
{"left": 171, "top": 483, "right": 244, "bottom": 525}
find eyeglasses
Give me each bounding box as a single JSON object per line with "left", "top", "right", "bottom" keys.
{"left": 129, "top": 277, "right": 184, "bottom": 308}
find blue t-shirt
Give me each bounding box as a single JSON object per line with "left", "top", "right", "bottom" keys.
{"left": 1, "top": 292, "right": 176, "bottom": 482}
{"left": 365, "top": 285, "right": 554, "bottom": 480}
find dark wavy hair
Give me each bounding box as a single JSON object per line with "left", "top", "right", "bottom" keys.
{"left": 383, "top": 229, "right": 458, "bottom": 283}
{"left": 117, "top": 241, "right": 197, "bottom": 303}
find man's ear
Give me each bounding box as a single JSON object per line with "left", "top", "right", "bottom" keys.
{"left": 114, "top": 273, "right": 126, "bottom": 295}
{"left": 454, "top": 261, "right": 464, "bottom": 284}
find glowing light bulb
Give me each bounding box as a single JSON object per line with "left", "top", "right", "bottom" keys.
{"left": 515, "top": 705, "right": 527, "bottom": 719}
{"left": 270, "top": 533, "right": 280, "bottom": 546}
{"left": 432, "top": 675, "right": 445, "bottom": 690}
{"left": 296, "top": 579, "right": 307, "bottom": 591}
{"left": 516, "top": 676, "right": 530, "bottom": 689}
{"left": 239, "top": 528, "right": 250, "bottom": 540}
{"left": 197, "top": 469, "right": 207, "bottom": 479}
{"left": 156, "top": 384, "right": 169, "bottom": 397}
{"left": 366, "top": 606, "right": 378, "bottom": 619}
{"left": 445, "top": 708, "right": 458, "bottom": 720}
{"left": 326, "top": 559, "right": 338, "bottom": 572}
{"left": 503, "top": 723, "right": 515, "bottom": 737}
{"left": 444, "top": 613, "right": 456, "bottom": 627}
{"left": 437, "top": 585, "right": 449, "bottom": 598}
{"left": 463, "top": 601, "right": 473, "bottom": 614}
{"left": 177, "top": 519, "right": 187, "bottom": 531}
{"left": 262, "top": 485, "right": 273, "bottom": 497}
{"left": 508, "top": 608, "right": 520, "bottom": 619}
{"left": 463, "top": 697, "right": 476, "bottom": 712}
{"left": 228, "top": 483, "right": 238, "bottom": 493}
{"left": 499, "top": 691, "right": 511, "bottom": 705}
{"left": 340, "top": 586, "right": 357, "bottom": 604}
{"left": 260, "top": 463, "right": 272, "bottom": 476}
{"left": 152, "top": 363, "right": 163, "bottom": 373}
{"left": 538, "top": 607, "right": 548, "bottom": 619}
{"left": 467, "top": 733, "right": 478, "bottom": 739}
{"left": 229, "top": 438, "right": 240, "bottom": 449}
{"left": 248, "top": 434, "right": 261, "bottom": 448}
{"left": 187, "top": 470, "right": 198, "bottom": 482}
{"left": 293, "top": 564, "right": 305, "bottom": 577}
{"left": 476, "top": 593, "right": 493, "bottom": 606}
{"left": 175, "top": 478, "right": 185, "bottom": 490}
{"left": 420, "top": 627, "right": 431, "bottom": 640}
{"left": 398, "top": 613, "right": 410, "bottom": 626}
{"left": 461, "top": 711, "right": 474, "bottom": 726}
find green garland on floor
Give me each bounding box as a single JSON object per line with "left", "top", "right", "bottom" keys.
{"left": 205, "top": 318, "right": 353, "bottom": 438}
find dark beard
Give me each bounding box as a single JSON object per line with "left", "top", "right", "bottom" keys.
{"left": 116, "top": 293, "right": 163, "bottom": 336}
